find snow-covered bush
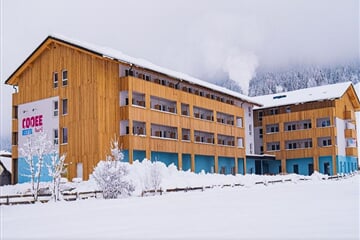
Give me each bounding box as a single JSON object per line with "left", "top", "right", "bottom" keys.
{"left": 92, "top": 138, "right": 134, "bottom": 199}
{"left": 46, "top": 152, "right": 66, "bottom": 201}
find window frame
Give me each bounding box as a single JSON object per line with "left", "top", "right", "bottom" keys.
{"left": 53, "top": 72, "right": 59, "bottom": 88}
{"left": 62, "top": 69, "right": 68, "bottom": 86}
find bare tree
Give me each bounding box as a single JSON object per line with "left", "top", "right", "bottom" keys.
{"left": 47, "top": 150, "right": 66, "bottom": 202}
{"left": 19, "top": 132, "right": 52, "bottom": 201}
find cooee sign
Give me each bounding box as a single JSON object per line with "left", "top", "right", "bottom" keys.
{"left": 22, "top": 115, "right": 43, "bottom": 129}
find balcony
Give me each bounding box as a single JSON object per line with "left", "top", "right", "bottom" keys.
{"left": 194, "top": 106, "right": 213, "bottom": 121}
{"left": 182, "top": 128, "right": 190, "bottom": 141}
{"left": 151, "top": 96, "right": 177, "bottom": 114}
{"left": 345, "top": 129, "right": 356, "bottom": 138}
{"left": 216, "top": 112, "right": 234, "bottom": 125}
{"left": 132, "top": 92, "right": 145, "bottom": 107}
{"left": 218, "top": 134, "right": 235, "bottom": 146}
{"left": 194, "top": 130, "right": 214, "bottom": 144}
{"left": 151, "top": 124, "right": 177, "bottom": 140}
{"left": 133, "top": 121, "right": 146, "bottom": 136}
{"left": 346, "top": 147, "right": 358, "bottom": 156}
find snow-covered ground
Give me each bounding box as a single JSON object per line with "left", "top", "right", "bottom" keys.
{"left": 1, "top": 173, "right": 359, "bottom": 239}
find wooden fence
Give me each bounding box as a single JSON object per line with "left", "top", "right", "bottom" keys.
{"left": 0, "top": 173, "right": 355, "bottom": 205}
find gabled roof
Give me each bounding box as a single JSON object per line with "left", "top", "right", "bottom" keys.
{"left": 5, "top": 34, "right": 262, "bottom": 106}
{"left": 252, "top": 82, "right": 360, "bottom": 110}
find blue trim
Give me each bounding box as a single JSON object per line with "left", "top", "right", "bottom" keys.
{"left": 133, "top": 150, "right": 146, "bottom": 162}
{"left": 237, "top": 158, "right": 244, "bottom": 174}
{"left": 18, "top": 155, "right": 54, "bottom": 183}
{"left": 319, "top": 156, "right": 333, "bottom": 175}
{"left": 182, "top": 154, "right": 191, "bottom": 171}
{"left": 218, "top": 157, "right": 235, "bottom": 175}
{"left": 246, "top": 158, "right": 255, "bottom": 174}
{"left": 151, "top": 151, "right": 178, "bottom": 168}
{"left": 195, "top": 155, "right": 214, "bottom": 173}
{"left": 286, "top": 158, "right": 313, "bottom": 175}
{"left": 122, "top": 150, "right": 129, "bottom": 162}
{"left": 336, "top": 155, "right": 358, "bottom": 174}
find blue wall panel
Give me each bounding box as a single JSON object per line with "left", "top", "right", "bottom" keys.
{"left": 246, "top": 159, "right": 255, "bottom": 174}
{"left": 319, "top": 156, "right": 333, "bottom": 175}
{"left": 195, "top": 155, "right": 214, "bottom": 173}
{"left": 218, "top": 157, "right": 235, "bottom": 175}
{"left": 268, "top": 160, "right": 281, "bottom": 174}
{"left": 133, "top": 150, "right": 146, "bottom": 162}
{"left": 182, "top": 154, "right": 191, "bottom": 171}
{"left": 286, "top": 158, "right": 313, "bottom": 175}
{"left": 18, "top": 155, "right": 53, "bottom": 183}
{"left": 336, "top": 155, "right": 358, "bottom": 174}
{"left": 237, "top": 158, "right": 244, "bottom": 175}
{"left": 151, "top": 151, "right": 178, "bottom": 168}
{"left": 122, "top": 150, "right": 129, "bottom": 162}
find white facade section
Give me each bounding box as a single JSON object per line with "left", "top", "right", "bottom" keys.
{"left": 254, "top": 127, "right": 263, "bottom": 154}
{"left": 18, "top": 96, "right": 59, "bottom": 155}
{"left": 243, "top": 103, "right": 255, "bottom": 155}
{"left": 335, "top": 117, "right": 346, "bottom": 156}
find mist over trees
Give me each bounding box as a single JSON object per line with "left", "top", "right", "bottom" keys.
{"left": 247, "top": 62, "right": 360, "bottom": 97}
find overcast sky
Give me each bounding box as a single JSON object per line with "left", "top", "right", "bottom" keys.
{"left": 0, "top": 0, "right": 359, "bottom": 147}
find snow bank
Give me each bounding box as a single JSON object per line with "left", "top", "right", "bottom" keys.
{"left": 1, "top": 159, "right": 356, "bottom": 198}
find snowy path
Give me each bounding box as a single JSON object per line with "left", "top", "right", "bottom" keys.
{"left": 1, "top": 175, "right": 359, "bottom": 239}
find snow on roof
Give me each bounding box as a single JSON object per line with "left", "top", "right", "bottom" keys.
{"left": 252, "top": 82, "right": 353, "bottom": 109}
{"left": 0, "top": 151, "right": 12, "bottom": 173}
{"left": 50, "top": 34, "right": 261, "bottom": 106}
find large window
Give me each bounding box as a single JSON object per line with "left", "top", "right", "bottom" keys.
{"left": 62, "top": 127, "right": 68, "bottom": 144}
{"left": 62, "top": 69, "right": 68, "bottom": 86}
{"left": 62, "top": 99, "right": 68, "bottom": 115}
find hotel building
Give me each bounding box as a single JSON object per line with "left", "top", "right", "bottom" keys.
{"left": 5, "top": 35, "right": 261, "bottom": 183}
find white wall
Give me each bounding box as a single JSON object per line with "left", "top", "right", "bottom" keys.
{"left": 243, "top": 103, "right": 254, "bottom": 155}
{"left": 18, "top": 96, "right": 59, "bottom": 156}
{"left": 336, "top": 118, "right": 346, "bottom": 156}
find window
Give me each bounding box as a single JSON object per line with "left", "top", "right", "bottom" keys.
{"left": 249, "top": 124, "right": 252, "bottom": 135}
{"left": 260, "top": 146, "right": 264, "bottom": 154}
{"left": 259, "top": 128, "right": 263, "bottom": 138}
{"left": 53, "top": 101, "right": 59, "bottom": 116}
{"left": 62, "top": 127, "right": 68, "bottom": 144}
{"left": 258, "top": 111, "right": 263, "bottom": 121}
{"left": 286, "top": 106, "right": 291, "bottom": 113}
{"left": 237, "top": 138, "right": 244, "bottom": 148}
{"left": 62, "top": 69, "right": 68, "bottom": 86}
{"left": 54, "top": 129, "right": 59, "bottom": 145}
{"left": 53, "top": 72, "right": 58, "bottom": 88}
{"left": 62, "top": 99, "right": 68, "bottom": 115}
{"left": 318, "top": 137, "right": 332, "bottom": 147}
{"left": 267, "top": 142, "right": 280, "bottom": 151}
{"left": 248, "top": 107, "right": 252, "bottom": 117}
{"left": 236, "top": 117, "right": 243, "bottom": 128}
{"left": 266, "top": 124, "right": 279, "bottom": 133}
{"left": 269, "top": 108, "right": 279, "bottom": 115}
{"left": 317, "top": 118, "right": 331, "bottom": 127}
{"left": 125, "top": 69, "right": 134, "bottom": 76}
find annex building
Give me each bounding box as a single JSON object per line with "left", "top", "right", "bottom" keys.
{"left": 252, "top": 82, "right": 360, "bottom": 176}
{"left": 5, "top": 35, "right": 261, "bottom": 183}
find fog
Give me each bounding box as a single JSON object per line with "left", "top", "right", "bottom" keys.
{"left": 0, "top": 0, "right": 359, "bottom": 146}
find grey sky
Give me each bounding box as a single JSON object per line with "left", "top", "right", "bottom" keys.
{"left": 0, "top": 0, "right": 359, "bottom": 146}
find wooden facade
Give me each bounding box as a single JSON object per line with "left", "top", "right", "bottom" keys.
{"left": 6, "top": 36, "right": 256, "bottom": 182}
{"left": 253, "top": 86, "right": 360, "bottom": 175}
